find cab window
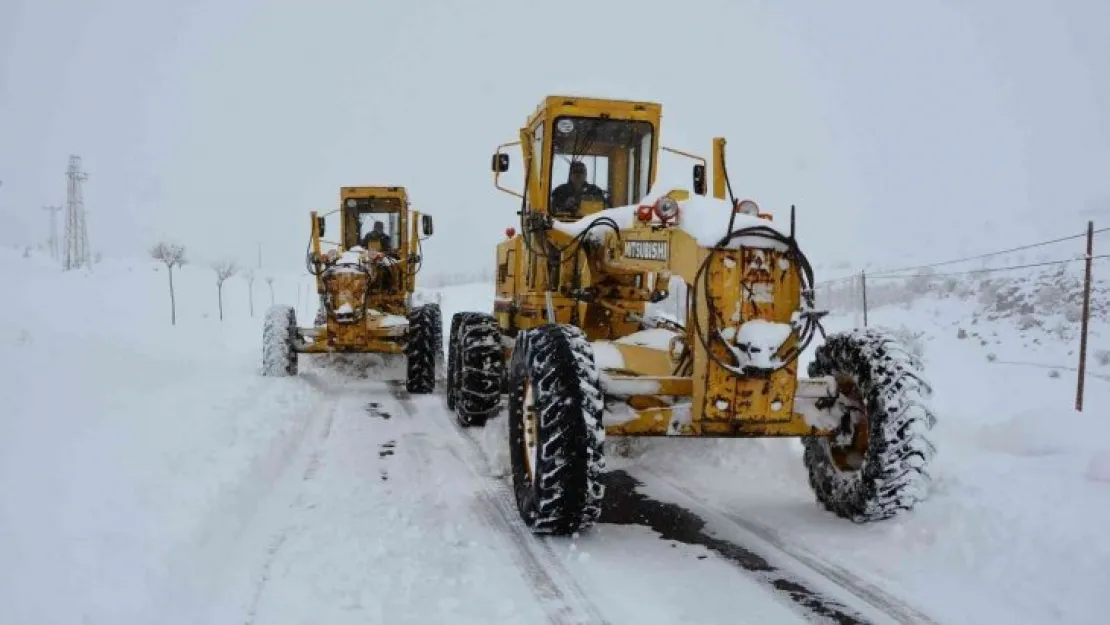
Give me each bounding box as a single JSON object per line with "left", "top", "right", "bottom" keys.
{"left": 343, "top": 197, "right": 403, "bottom": 252}
{"left": 546, "top": 116, "right": 654, "bottom": 218}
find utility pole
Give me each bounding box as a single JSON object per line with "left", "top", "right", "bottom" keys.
{"left": 42, "top": 205, "right": 63, "bottom": 260}
{"left": 1077, "top": 221, "right": 1094, "bottom": 412}
{"left": 63, "top": 155, "right": 90, "bottom": 271}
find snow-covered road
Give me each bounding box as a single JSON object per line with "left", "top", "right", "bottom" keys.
{"left": 149, "top": 359, "right": 934, "bottom": 625}
{"left": 5, "top": 251, "right": 1108, "bottom": 624}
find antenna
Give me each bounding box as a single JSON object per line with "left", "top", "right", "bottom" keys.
{"left": 63, "top": 155, "right": 90, "bottom": 271}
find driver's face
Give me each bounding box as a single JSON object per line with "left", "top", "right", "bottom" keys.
{"left": 570, "top": 168, "right": 586, "bottom": 186}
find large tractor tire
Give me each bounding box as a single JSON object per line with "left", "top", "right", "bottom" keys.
{"left": 508, "top": 324, "right": 605, "bottom": 535}
{"left": 803, "top": 327, "right": 937, "bottom": 523}
{"left": 448, "top": 312, "right": 503, "bottom": 427}
{"left": 262, "top": 305, "right": 298, "bottom": 377}
{"left": 432, "top": 306, "right": 445, "bottom": 382}
{"left": 446, "top": 312, "right": 473, "bottom": 410}
{"left": 405, "top": 303, "right": 440, "bottom": 394}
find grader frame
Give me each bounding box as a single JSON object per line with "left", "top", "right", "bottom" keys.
{"left": 448, "top": 95, "right": 937, "bottom": 535}
{"left": 489, "top": 96, "right": 834, "bottom": 436}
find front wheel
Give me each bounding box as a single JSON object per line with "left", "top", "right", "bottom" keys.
{"left": 262, "top": 305, "right": 298, "bottom": 377}
{"left": 802, "top": 327, "right": 937, "bottom": 522}
{"left": 508, "top": 324, "right": 605, "bottom": 535}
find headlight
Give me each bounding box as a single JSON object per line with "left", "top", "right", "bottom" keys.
{"left": 654, "top": 196, "right": 680, "bottom": 222}
{"left": 345, "top": 198, "right": 357, "bottom": 209}
{"left": 735, "top": 199, "right": 759, "bottom": 216}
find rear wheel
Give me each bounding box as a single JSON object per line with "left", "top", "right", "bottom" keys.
{"left": 446, "top": 312, "right": 475, "bottom": 410}
{"left": 508, "top": 324, "right": 605, "bottom": 535}
{"left": 405, "top": 303, "right": 440, "bottom": 394}
{"left": 449, "top": 312, "right": 503, "bottom": 427}
{"left": 803, "top": 327, "right": 937, "bottom": 522}
{"left": 262, "top": 305, "right": 298, "bottom": 377}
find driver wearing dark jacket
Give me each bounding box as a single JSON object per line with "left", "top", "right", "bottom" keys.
{"left": 360, "top": 221, "right": 392, "bottom": 250}
{"left": 550, "top": 160, "right": 605, "bottom": 217}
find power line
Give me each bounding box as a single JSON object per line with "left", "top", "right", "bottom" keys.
{"left": 860, "top": 254, "right": 1110, "bottom": 281}
{"left": 873, "top": 229, "right": 1110, "bottom": 277}
{"left": 818, "top": 225, "right": 1110, "bottom": 286}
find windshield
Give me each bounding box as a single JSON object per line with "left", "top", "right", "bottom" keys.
{"left": 343, "top": 197, "right": 402, "bottom": 252}
{"left": 548, "top": 116, "right": 654, "bottom": 217}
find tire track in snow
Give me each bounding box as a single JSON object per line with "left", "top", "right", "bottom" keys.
{"left": 243, "top": 531, "right": 288, "bottom": 625}
{"left": 638, "top": 469, "right": 940, "bottom": 625}
{"left": 157, "top": 374, "right": 340, "bottom": 625}
{"left": 244, "top": 388, "right": 341, "bottom": 624}
{"left": 388, "top": 382, "right": 611, "bottom": 625}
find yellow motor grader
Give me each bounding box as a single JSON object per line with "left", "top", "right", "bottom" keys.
{"left": 262, "top": 186, "right": 441, "bottom": 393}
{"left": 447, "top": 95, "right": 937, "bottom": 535}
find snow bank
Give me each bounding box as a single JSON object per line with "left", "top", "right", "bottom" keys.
{"left": 0, "top": 249, "right": 320, "bottom": 624}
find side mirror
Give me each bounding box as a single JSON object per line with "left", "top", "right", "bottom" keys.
{"left": 692, "top": 164, "right": 706, "bottom": 195}
{"left": 422, "top": 214, "right": 433, "bottom": 236}
{"left": 316, "top": 216, "right": 326, "bottom": 237}
{"left": 491, "top": 153, "right": 510, "bottom": 173}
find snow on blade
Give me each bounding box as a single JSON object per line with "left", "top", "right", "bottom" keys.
{"left": 614, "top": 328, "right": 678, "bottom": 350}
{"left": 590, "top": 340, "right": 625, "bottom": 370}
{"left": 599, "top": 371, "right": 661, "bottom": 396}
{"left": 375, "top": 313, "right": 408, "bottom": 328}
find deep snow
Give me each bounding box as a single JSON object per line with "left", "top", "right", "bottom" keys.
{"left": 4, "top": 246, "right": 1109, "bottom": 624}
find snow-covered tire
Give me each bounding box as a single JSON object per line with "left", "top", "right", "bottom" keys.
{"left": 405, "top": 303, "right": 440, "bottom": 394}
{"left": 446, "top": 312, "right": 474, "bottom": 410}
{"left": 262, "top": 305, "right": 298, "bottom": 377}
{"left": 449, "top": 312, "right": 503, "bottom": 427}
{"left": 508, "top": 324, "right": 605, "bottom": 535}
{"left": 432, "top": 307, "right": 444, "bottom": 381}
{"left": 803, "top": 327, "right": 937, "bottom": 523}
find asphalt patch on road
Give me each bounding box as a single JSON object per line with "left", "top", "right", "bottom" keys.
{"left": 599, "top": 470, "right": 871, "bottom": 625}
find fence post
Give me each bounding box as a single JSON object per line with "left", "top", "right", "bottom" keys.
{"left": 861, "top": 270, "right": 869, "bottom": 327}
{"left": 1077, "top": 221, "right": 1094, "bottom": 412}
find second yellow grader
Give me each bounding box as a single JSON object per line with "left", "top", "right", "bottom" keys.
{"left": 263, "top": 186, "right": 441, "bottom": 393}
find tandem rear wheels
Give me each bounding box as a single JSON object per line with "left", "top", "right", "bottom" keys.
{"left": 446, "top": 312, "right": 503, "bottom": 426}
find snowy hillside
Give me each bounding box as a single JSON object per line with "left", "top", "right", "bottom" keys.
{"left": 3, "top": 246, "right": 1109, "bottom": 624}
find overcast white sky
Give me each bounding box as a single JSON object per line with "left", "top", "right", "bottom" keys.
{"left": 2, "top": 0, "right": 1108, "bottom": 277}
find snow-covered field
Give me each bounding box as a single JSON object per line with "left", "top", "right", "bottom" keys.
{"left": 3, "top": 246, "right": 1109, "bottom": 624}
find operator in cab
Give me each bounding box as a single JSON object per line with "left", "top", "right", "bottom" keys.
{"left": 360, "top": 220, "right": 398, "bottom": 290}
{"left": 550, "top": 160, "right": 606, "bottom": 218}
{"left": 360, "top": 221, "right": 393, "bottom": 252}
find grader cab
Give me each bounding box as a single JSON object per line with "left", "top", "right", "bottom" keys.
{"left": 447, "top": 95, "right": 937, "bottom": 535}
{"left": 262, "top": 186, "right": 441, "bottom": 393}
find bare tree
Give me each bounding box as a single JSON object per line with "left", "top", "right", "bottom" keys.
{"left": 243, "top": 269, "right": 256, "bottom": 317}
{"left": 150, "top": 242, "right": 187, "bottom": 325}
{"left": 265, "top": 275, "right": 275, "bottom": 305}
{"left": 213, "top": 260, "right": 238, "bottom": 321}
